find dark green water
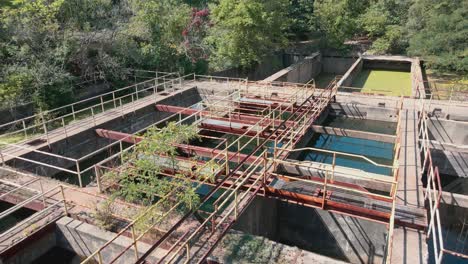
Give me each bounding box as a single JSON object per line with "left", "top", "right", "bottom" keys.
{"left": 322, "top": 115, "right": 397, "bottom": 135}
{"left": 297, "top": 133, "right": 394, "bottom": 175}
{"left": 0, "top": 201, "right": 36, "bottom": 233}
{"left": 32, "top": 246, "right": 86, "bottom": 264}
{"left": 51, "top": 142, "right": 132, "bottom": 186}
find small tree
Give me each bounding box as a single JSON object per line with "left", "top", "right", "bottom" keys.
{"left": 107, "top": 122, "right": 219, "bottom": 233}
{"left": 93, "top": 198, "right": 117, "bottom": 231}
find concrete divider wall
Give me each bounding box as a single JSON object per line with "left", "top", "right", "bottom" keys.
{"left": 310, "top": 125, "right": 396, "bottom": 143}
{"left": 1, "top": 223, "right": 57, "bottom": 264}
{"left": 338, "top": 57, "right": 363, "bottom": 87}
{"left": 427, "top": 118, "right": 468, "bottom": 145}
{"left": 329, "top": 103, "right": 399, "bottom": 122}
{"left": 322, "top": 56, "right": 357, "bottom": 75}
{"left": 235, "top": 197, "right": 387, "bottom": 264}
{"left": 430, "top": 149, "right": 468, "bottom": 178}
{"left": 56, "top": 217, "right": 160, "bottom": 264}
{"left": 365, "top": 60, "right": 411, "bottom": 71}
{"left": 262, "top": 52, "right": 321, "bottom": 83}
{"left": 277, "top": 162, "right": 391, "bottom": 192}
{"left": 0, "top": 217, "right": 161, "bottom": 264}
{"left": 425, "top": 118, "right": 468, "bottom": 178}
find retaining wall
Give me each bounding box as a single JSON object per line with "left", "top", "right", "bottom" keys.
{"left": 264, "top": 52, "right": 321, "bottom": 83}
{"left": 322, "top": 56, "right": 358, "bottom": 75}
{"left": 338, "top": 57, "right": 363, "bottom": 87}
{"left": 56, "top": 217, "right": 160, "bottom": 264}
{"left": 235, "top": 197, "right": 387, "bottom": 264}
{"left": 0, "top": 217, "right": 161, "bottom": 264}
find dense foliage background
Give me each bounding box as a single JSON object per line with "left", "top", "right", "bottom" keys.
{"left": 0, "top": 0, "right": 466, "bottom": 110}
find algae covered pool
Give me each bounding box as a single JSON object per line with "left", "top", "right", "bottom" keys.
{"left": 352, "top": 69, "right": 412, "bottom": 96}
{"left": 297, "top": 133, "right": 394, "bottom": 175}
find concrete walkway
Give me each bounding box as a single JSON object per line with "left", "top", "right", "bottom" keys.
{"left": 391, "top": 108, "right": 428, "bottom": 263}
{"left": 0, "top": 84, "right": 196, "bottom": 163}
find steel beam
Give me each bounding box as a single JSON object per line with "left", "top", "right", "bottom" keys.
{"left": 155, "top": 104, "right": 297, "bottom": 127}
{"left": 95, "top": 129, "right": 260, "bottom": 164}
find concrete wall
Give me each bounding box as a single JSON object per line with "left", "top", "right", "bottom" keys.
{"left": 267, "top": 53, "right": 322, "bottom": 83}
{"left": 322, "top": 56, "right": 357, "bottom": 75}
{"left": 426, "top": 118, "right": 468, "bottom": 177}
{"left": 1, "top": 217, "right": 162, "bottom": 264}
{"left": 430, "top": 149, "right": 468, "bottom": 178}
{"left": 427, "top": 118, "right": 468, "bottom": 145}
{"left": 233, "top": 196, "right": 278, "bottom": 238}
{"left": 277, "top": 161, "right": 392, "bottom": 192}
{"left": 365, "top": 60, "right": 411, "bottom": 71}
{"left": 1, "top": 224, "right": 56, "bottom": 264}
{"left": 338, "top": 57, "right": 363, "bottom": 87}
{"left": 329, "top": 103, "right": 399, "bottom": 122}
{"left": 213, "top": 53, "right": 298, "bottom": 81}
{"left": 262, "top": 53, "right": 358, "bottom": 84}
{"left": 8, "top": 88, "right": 203, "bottom": 184}
{"left": 56, "top": 217, "right": 160, "bottom": 264}
{"left": 311, "top": 125, "right": 395, "bottom": 143}
{"left": 235, "top": 197, "right": 387, "bottom": 264}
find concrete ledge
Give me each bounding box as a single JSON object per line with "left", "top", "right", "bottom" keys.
{"left": 56, "top": 217, "right": 165, "bottom": 264}
{"left": 311, "top": 125, "right": 396, "bottom": 143}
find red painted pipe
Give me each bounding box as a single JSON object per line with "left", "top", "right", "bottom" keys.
{"left": 95, "top": 129, "right": 260, "bottom": 164}
{"left": 155, "top": 104, "right": 296, "bottom": 127}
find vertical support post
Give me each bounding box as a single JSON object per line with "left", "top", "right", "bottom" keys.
{"left": 136, "top": 85, "right": 140, "bottom": 100}
{"left": 41, "top": 114, "right": 50, "bottom": 147}
{"left": 234, "top": 190, "right": 238, "bottom": 219}
{"left": 0, "top": 149, "right": 4, "bottom": 167}
{"left": 91, "top": 107, "right": 96, "bottom": 126}
{"left": 120, "top": 141, "right": 124, "bottom": 162}
{"left": 95, "top": 165, "right": 102, "bottom": 193}
{"left": 71, "top": 105, "right": 76, "bottom": 121}
{"left": 237, "top": 140, "right": 240, "bottom": 163}
{"left": 225, "top": 140, "right": 229, "bottom": 175}
{"left": 97, "top": 252, "right": 103, "bottom": 264}
{"left": 332, "top": 153, "right": 336, "bottom": 182}
{"left": 62, "top": 118, "right": 68, "bottom": 138}
{"left": 100, "top": 96, "right": 105, "bottom": 113}
{"left": 39, "top": 180, "right": 46, "bottom": 207}
{"left": 22, "top": 120, "right": 27, "bottom": 138}
{"left": 322, "top": 171, "right": 328, "bottom": 209}
{"left": 60, "top": 185, "right": 68, "bottom": 215}
{"left": 186, "top": 244, "right": 190, "bottom": 263}
{"left": 112, "top": 93, "right": 116, "bottom": 109}
{"left": 76, "top": 160, "right": 83, "bottom": 188}
{"left": 263, "top": 151, "right": 267, "bottom": 186}
{"left": 131, "top": 225, "right": 139, "bottom": 261}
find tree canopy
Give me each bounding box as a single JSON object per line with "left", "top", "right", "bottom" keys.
{"left": 0, "top": 0, "right": 466, "bottom": 110}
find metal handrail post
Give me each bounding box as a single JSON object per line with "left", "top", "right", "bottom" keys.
{"left": 131, "top": 225, "right": 139, "bottom": 261}
{"left": 76, "top": 161, "right": 83, "bottom": 187}
{"left": 60, "top": 185, "right": 68, "bottom": 215}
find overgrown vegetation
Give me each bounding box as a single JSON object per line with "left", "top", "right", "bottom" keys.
{"left": 103, "top": 122, "right": 218, "bottom": 234}
{"left": 312, "top": 0, "right": 467, "bottom": 74}
{"left": 0, "top": 0, "right": 466, "bottom": 110}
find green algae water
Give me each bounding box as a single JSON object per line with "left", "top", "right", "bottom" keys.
{"left": 297, "top": 133, "right": 394, "bottom": 175}
{"left": 352, "top": 69, "right": 411, "bottom": 96}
